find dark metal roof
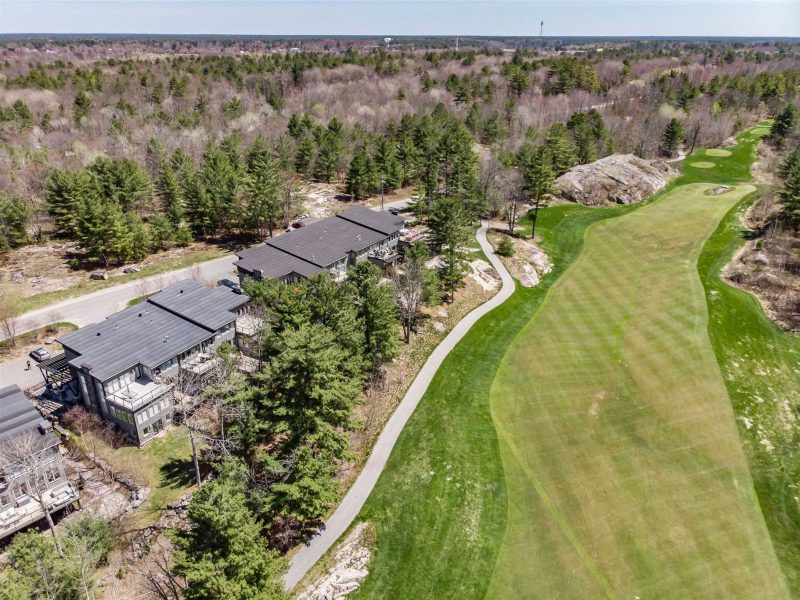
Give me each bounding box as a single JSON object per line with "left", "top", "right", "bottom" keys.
{"left": 0, "top": 385, "right": 54, "bottom": 445}
{"left": 58, "top": 302, "right": 212, "bottom": 382}
{"left": 147, "top": 279, "right": 249, "bottom": 332}
{"left": 265, "top": 215, "right": 386, "bottom": 267}
{"left": 336, "top": 205, "right": 405, "bottom": 236}
{"left": 235, "top": 244, "right": 324, "bottom": 279}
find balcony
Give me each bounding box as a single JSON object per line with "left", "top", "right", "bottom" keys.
{"left": 235, "top": 314, "right": 263, "bottom": 337}
{"left": 108, "top": 377, "right": 173, "bottom": 412}
{"left": 181, "top": 353, "right": 220, "bottom": 376}
{"left": 368, "top": 245, "right": 400, "bottom": 266}
{"left": 0, "top": 480, "right": 79, "bottom": 540}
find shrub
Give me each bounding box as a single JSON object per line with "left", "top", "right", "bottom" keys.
{"left": 496, "top": 236, "right": 515, "bottom": 257}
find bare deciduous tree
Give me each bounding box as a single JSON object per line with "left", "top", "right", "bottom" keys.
{"left": 0, "top": 292, "right": 22, "bottom": 347}
{"left": 0, "top": 430, "right": 66, "bottom": 556}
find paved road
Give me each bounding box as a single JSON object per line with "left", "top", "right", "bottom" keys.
{"left": 0, "top": 254, "right": 238, "bottom": 390}
{"left": 283, "top": 222, "right": 516, "bottom": 591}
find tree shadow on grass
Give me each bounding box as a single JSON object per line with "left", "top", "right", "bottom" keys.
{"left": 160, "top": 457, "right": 209, "bottom": 489}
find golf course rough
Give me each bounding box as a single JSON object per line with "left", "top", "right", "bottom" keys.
{"left": 487, "top": 182, "right": 787, "bottom": 599}
{"left": 348, "top": 125, "right": 789, "bottom": 599}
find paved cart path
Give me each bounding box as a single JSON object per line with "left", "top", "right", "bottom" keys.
{"left": 283, "top": 222, "right": 515, "bottom": 591}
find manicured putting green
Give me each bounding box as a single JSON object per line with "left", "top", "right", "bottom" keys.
{"left": 706, "top": 148, "right": 732, "bottom": 157}
{"left": 689, "top": 161, "right": 716, "bottom": 168}
{"left": 487, "top": 182, "right": 787, "bottom": 598}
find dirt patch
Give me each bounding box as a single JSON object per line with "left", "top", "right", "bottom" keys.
{"left": 0, "top": 323, "right": 75, "bottom": 363}
{"left": 0, "top": 240, "right": 220, "bottom": 300}
{"left": 488, "top": 231, "right": 552, "bottom": 288}
{"left": 302, "top": 182, "right": 349, "bottom": 218}
{"left": 298, "top": 523, "right": 374, "bottom": 600}
{"left": 707, "top": 186, "right": 732, "bottom": 197}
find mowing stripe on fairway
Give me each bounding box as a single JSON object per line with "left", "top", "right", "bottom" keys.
{"left": 487, "top": 182, "right": 788, "bottom": 599}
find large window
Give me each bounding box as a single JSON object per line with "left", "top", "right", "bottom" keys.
{"left": 106, "top": 368, "right": 136, "bottom": 393}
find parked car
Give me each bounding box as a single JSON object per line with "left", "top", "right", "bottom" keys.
{"left": 123, "top": 265, "right": 141, "bottom": 274}
{"left": 29, "top": 347, "right": 51, "bottom": 362}
{"left": 90, "top": 271, "right": 108, "bottom": 280}
{"left": 217, "top": 279, "right": 243, "bottom": 294}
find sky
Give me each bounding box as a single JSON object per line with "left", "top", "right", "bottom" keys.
{"left": 1, "top": 0, "right": 799, "bottom": 37}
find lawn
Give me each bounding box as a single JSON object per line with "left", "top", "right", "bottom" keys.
{"left": 351, "top": 203, "right": 636, "bottom": 599}
{"left": 344, "top": 125, "right": 792, "bottom": 599}
{"left": 700, "top": 190, "right": 800, "bottom": 594}
{"left": 72, "top": 426, "right": 198, "bottom": 532}
{"left": 488, "top": 181, "right": 785, "bottom": 598}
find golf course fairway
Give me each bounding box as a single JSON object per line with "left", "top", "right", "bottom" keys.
{"left": 345, "top": 126, "right": 790, "bottom": 599}
{"left": 487, "top": 182, "right": 787, "bottom": 598}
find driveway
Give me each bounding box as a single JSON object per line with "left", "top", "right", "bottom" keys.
{"left": 283, "top": 221, "right": 516, "bottom": 591}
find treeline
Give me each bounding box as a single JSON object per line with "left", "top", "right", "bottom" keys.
{"left": 773, "top": 105, "right": 800, "bottom": 228}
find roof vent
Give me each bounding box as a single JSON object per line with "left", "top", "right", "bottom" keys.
{"left": 179, "top": 289, "right": 184, "bottom": 294}
{"left": 138, "top": 312, "right": 143, "bottom": 317}
{"left": 164, "top": 335, "right": 169, "bottom": 343}
{"left": 96, "top": 331, "right": 101, "bottom": 336}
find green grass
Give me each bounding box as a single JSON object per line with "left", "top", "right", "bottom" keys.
{"left": 72, "top": 426, "right": 197, "bottom": 532}
{"left": 10, "top": 246, "right": 227, "bottom": 314}
{"left": 351, "top": 204, "right": 635, "bottom": 599}
{"left": 700, "top": 190, "right": 800, "bottom": 594}
{"left": 343, "top": 124, "right": 789, "bottom": 599}
{"left": 488, "top": 181, "right": 785, "bottom": 598}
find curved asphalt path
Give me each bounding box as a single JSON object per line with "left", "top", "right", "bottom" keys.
{"left": 284, "top": 221, "right": 516, "bottom": 591}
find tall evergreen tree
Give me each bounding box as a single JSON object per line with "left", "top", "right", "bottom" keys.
{"left": 155, "top": 162, "right": 184, "bottom": 228}
{"left": 772, "top": 104, "right": 797, "bottom": 143}
{"left": 521, "top": 145, "right": 554, "bottom": 239}
{"left": 427, "top": 196, "right": 471, "bottom": 302}
{"left": 661, "top": 118, "right": 685, "bottom": 157}
{"left": 44, "top": 168, "right": 101, "bottom": 237}
{"left": 88, "top": 156, "right": 153, "bottom": 214}
{"left": 245, "top": 135, "right": 283, "bottom": 239}
{"left": 780, "top": 160, "right": 800, "bottom": 229}
{"left": 544, "top": 123, "right": 578, "bottom": 175}
{"left": 348, "top": 262, "right": 399, "bottom": 370}
{"left": 171, "top": 460, "right": 286, "bottom": 600}
{"left": 257, "top": 322, "right": 361, "bottom": 458}
{"left": 294, "top": 136, "right": 316, "bottom": 178}
{"left": 345, "top": 144, "right": 377, "bottom": 200}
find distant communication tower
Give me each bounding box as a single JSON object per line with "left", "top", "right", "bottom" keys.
{"left": 540, "top": 20, "right": 544, "bottom": 39}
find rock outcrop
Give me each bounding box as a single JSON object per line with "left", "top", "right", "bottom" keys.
{"left": 555, "top": 154, "right": 675, "bottom": 206}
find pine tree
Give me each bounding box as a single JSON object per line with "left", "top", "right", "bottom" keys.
{"left": 348, "top": 262, "right": 399, "bottom": 370}
{"left": 257, "top": 322, "right": 361, "bottom": 457}
{"left": 201, "top": 146, "right": 241, "bottom": 237}
{"left": 87, "top": 156, "right": 153, "bottom": 214}
{"left": 74, "top": 197, "right": 130, "bottom": 267}
{"left": 294, "top": 136, "right": 316, "bottom": 178}
{"left": 171, "top": 461, "right": 287, "bottom": 600}
{"left": 544, "top": 123, "right": 577, "bottom": 175}
{"left": 73, "top": 90, "right": 92, "bottom": 124}
{"left": 245, "top": 135, "right": 282, "bottom": 239}
{"left": 661, "top": 118, "right": 685, "bottom": 157}
{"left": 521, "top": 145, "right": 554, "bottom": 239}
{"left": 0, "top": 193, "right": 31, "bottom": 248}
{"left": 427, "top": 196, "right": 470, "bottom": 302}
{"left": 345, "top": 144, "right": 377, "bottom": 200}
{"left": 772, "top": 104, "right": 797, "bottom": 143}
{"left": 373, "top": 137, "right": 404, "bottom": 189}
{"left": 780, "top": 160, "right": 800, "bottom": 229}
{"left": 155, "top": 162, "right": 184, "bottom": 228}
{"left": 313, "top": 132, "right": 342, "bottom": 183}
{"left": 44, "top": 168, "right": 101, "bottom": 237}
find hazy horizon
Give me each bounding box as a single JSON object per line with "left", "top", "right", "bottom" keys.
{"left": 1, "top": 1, "right": 799, "bottom": 38}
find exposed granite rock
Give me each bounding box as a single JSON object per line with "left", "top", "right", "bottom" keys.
{"left": 555, "top": 154, "right": 675, "bottom": 206}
